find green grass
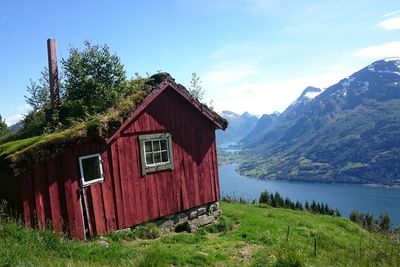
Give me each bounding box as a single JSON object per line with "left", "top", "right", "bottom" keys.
{"left": 0, "top": 122, "right": 91, "bottom": 168}
{"left": 0, "top": 75, "right": 226, "bottom": 172}
{"left": 0, "top": 78, "right": 152, "bottom": 169}
{"left": 0, "top": 202, "right": 399, "bottom": 266}
{"left": 0, "top": 136, "right": 42, "bottom": 158}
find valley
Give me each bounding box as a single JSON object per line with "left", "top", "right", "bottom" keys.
{"left": 218, "top": 59, "right": 400, "bottom": 186}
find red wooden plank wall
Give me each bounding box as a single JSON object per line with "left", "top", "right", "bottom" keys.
{"left": 19, "top": 149, "right": 77, "bottom": 238}
{"left": 119, "top": 87, "right": 221, "bottom": 222}
{"left": 18, "top": 86, "right": 221, "bottom": 239}
{"left": 18, "top": 141, "right": 106, "bottom": 239}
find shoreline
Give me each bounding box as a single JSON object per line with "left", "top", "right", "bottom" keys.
{"left": 220, "top": 161, "right": 400, "bottom": 189}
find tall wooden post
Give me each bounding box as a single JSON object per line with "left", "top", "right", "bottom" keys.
{"left": 47, "top": 38, "right": 60, "bottom": 108}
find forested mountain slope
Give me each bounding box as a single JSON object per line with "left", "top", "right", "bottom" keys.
{"left": 240, "top": 59, "right": 400, "bottom": 185}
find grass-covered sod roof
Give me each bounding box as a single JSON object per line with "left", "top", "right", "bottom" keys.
{"left": 0, "top": 73, "right": 227, "bottom": 175}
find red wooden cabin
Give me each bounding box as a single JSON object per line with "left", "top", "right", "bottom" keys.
{"left": 0, "top": 74, "right": 227, "bottom": 239}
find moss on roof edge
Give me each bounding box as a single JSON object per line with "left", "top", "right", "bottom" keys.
{"left": 0, "top": 76, "right": 155, "bottom": 174}
{"left": 0, "top": 72, "right": 227, "bottom": 175}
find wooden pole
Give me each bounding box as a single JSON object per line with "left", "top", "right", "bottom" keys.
{"left": 47, "top": 39, "right": 60, "bottom": 108}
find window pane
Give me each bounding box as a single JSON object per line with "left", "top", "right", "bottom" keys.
{"left": 146, "top": 153, "right": 154, "bottom": 165}
{"left": 82, "top": 156, "right": 101, "bottom": 183}
{"left": 140, "top": 134, "right": 174, "bottom": 174}
{"left": 153, "top": 140, "right": 161, "bottom": 152}
{"left": 154, "top": 152, "right": 161, "bottom": 163}
{"left": 161, "top": 151, "right": 169, "bottom": 162}
{"left": 160, "top": 139, "right": 167, "bottom": 150}
{"left": 145, "top": 141, "right": 152, "bottom": 153}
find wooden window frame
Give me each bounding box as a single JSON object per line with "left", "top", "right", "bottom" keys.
{"left": 78, "top": 153, "right": 104, "bottom": 187}
{"left": 139, "top": 133, "right": 174, "bottom": 175}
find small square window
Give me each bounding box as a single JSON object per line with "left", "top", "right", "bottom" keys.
{"left": 79, "top": 154, "right": 104, "bottom": 187}
{"left": 139, "top": 133, "right": 174, "bottom": 175}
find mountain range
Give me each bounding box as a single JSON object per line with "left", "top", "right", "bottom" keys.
{"left": 235, "top": 58, "right": 400, "bottom": 186}
{"left": 216, "top": 111, "right": 259, "bottom": 143}
{"left": 8, "top": 121, "right": 23, "bottom": 132}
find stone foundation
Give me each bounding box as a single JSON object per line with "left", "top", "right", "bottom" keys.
{"left": 154, "top": 202, "right": 221, "bottom": 232}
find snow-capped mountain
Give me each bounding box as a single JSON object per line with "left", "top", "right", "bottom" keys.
{"left": 291, "top": 86, "right": 322, "bottom": 106}
{"left": 8, "top": 121, "right": 23, "bottom": 132}
{"left": 220, "top": 110, "right": 240, "bottom": 119}
{"left": 281, "top": 86, "right": 323, "bottom": 120}
{"left": 217, "top": 111, "right": 259, "bottom": 143}
{"left": 240, "top": 58, "right": 400, "bottom": 185}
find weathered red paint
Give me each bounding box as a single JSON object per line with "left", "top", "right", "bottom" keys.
{"left": 46, "top": 157, "right": 63, "bottom": 233}
{"left": 16, "top": 84, "right": 223, "bottom": 239}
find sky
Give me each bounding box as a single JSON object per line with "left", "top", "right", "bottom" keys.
{"left": 1, "top": 0, "right": 400, "bottom": 125}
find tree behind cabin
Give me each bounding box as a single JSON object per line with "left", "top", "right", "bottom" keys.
{"left": 188, "top": 73, "right": 204, "bottom": 101}
{"left": 24, "top": 68, "right": 51, "bottom": 111}
{"left": 62, "top": 41, "right": 126, "bottom": 119}
{"left": 0, "top": 115, "right": 10, "bottom": 139}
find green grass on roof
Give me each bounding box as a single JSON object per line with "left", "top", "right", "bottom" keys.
{"left": 0, "top": 73, "right": 224, "bottom": 174}
{"left": 0, "top": 136, "right": 43, "bottom": 159}
{"left": 0, "top": 77, "right": 154, "bottom": 172}
{"left": 0, "top": 122, "right": 94, "bottom": 172}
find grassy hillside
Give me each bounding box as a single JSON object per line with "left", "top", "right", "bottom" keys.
{"left": 1, "top": 202, "right": 399, "bottom": 266}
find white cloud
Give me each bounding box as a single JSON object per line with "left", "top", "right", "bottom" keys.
{"left": 4, "top": 104, "right": 29, "bottom": 126}
{"left": 378, "top": 17, "right": 400, "bottom": 30}
{"left": 203, "top": 43, "right": 268, "bottom": 88}
{"left": 202, "top": 46, "right": 352, "bottom": 115}
{"left": 206, "top": 71, "right": 350, "bottom": 115}
{"left": 382, "top": 10, "right": 400, "bottom": 18}
{"left": 203, "top": 60, "right": 263, "bottom": 88}
{"left": 5, "top": 114, "right": 24, "bottom": 126}
{"left": 355, "top": 42, "right": 400, "bottom": 59}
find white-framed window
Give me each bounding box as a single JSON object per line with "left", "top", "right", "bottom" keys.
{"left": 139, "top": 133, "right": 174, "bottom": 175}
{"left": 78, "top": 154, "right": 104, "bottom": 187}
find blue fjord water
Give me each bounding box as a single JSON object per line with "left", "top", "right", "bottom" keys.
{"left": 218, "top": 163, "right": 400, "bottom": 227}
